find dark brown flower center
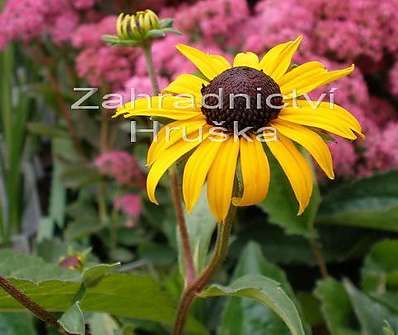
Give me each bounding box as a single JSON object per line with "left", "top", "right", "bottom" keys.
{"left": 200, "top": 66, "right": 283, "bottom": 132}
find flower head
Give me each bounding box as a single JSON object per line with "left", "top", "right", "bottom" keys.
{"left": 115, "top": 36, "right": 363, "bottom": 222}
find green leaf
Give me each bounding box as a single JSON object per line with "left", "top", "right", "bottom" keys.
{"left": 159, "top": 18, "right": 174, "bottom": 28}
{"left": 344, "top": 280, "right": 398, "bottom": 335}
{"left": 200, "top": 274, "right": 305, "bottom": 335}
{"left": 384, "top": 321, "right": 397, "bottom": 335}
{"left": 0, "top": 313, "right": 35, "bottom": 335}
{"left": 180, "top": 189, "right": 216, "bottom": 274}
{"left": 231, "top": 242, "right": 295, "bottom": 297}
{"left": 0, "top": 250, "right": 206, "bottom": 335}
{"left": 160, "top": 27, "right": 182, "bottom": 35}
{"left": 146, "top": 29, "right": 166, "bottom": 38}
{"left": 61, "top": 165, "right": 102, "bottom": 189}
{"left": 58, "top": 302, "right": 85, "bottom": 335}
{"left": 0, "top": 249, "right": 80, "bottom": 282}
{"left": 49, "top": 139, "right": 68, "bottom": 228}
{"left": 219, "top": 242, "right": 298, "bottom": 335}
{"left": 318, "top": 171, "right": 398, "bottom": 231}
{"left": 82, "top": 263, "right": 120, "bottom": 288}
{"left": 257, "top": 153, "right": 320, "bottom": 238}
{"left": 314, "top": 278, "right": 359, "bottom": 335}
{"left": 0, "top": 43, "right": 30, "bottom": 239}
{"left": 88, "top": 313, "right": 119, "bottom": 335}
{"left": 296, "top": 292, "right": 323, "bottom": 327}
{"left": 80, "top": 274, "right": 206, "bottom": 334}
{"left": 361, "top": 239, "right": 398, "bottom": 292}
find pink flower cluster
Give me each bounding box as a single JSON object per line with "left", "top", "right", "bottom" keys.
{"left": 95, "top": 151, "right": 145, "bottom": 187}
{"left": 72, "top": 16, "right": 137, "bottom": 89}
{"left": 114, "top": 194, "right": 142, "bottom": 227}
{"left": 172, "top": 0, "right": 249, "bottom": 41}
{"left": 0, "top": 0, "right": 96, "bottom": 47}
{"left": 114, "top": 194, "right": 142, "bottom": 217}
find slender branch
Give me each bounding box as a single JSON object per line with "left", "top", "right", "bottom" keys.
{"left": 309, "top": 238, "right": 329, "bottom": 278}
{"left": 172, "top": 209, "right": 235, "bottom": 335}
{"left": 141, "top": 43, "right": 196, "bottom": 284}
{"left": 0, "top": 275, "right": 65, "bottom": 333}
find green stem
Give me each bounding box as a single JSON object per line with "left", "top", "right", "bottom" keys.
{"left": 172, "top": 209, "right": 235, "bottom": 335}
{"left": 142, "top": 43, "right": 160, "bottom": 95}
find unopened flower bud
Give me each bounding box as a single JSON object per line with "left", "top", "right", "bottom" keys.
{"left": 103, "top": 9, "right": 179, "bottom": 47}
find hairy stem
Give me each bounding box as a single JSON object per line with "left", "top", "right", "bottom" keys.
{"left": 142, "top": 44, "right": 160, "bottom": 95}
{"left": 141, "top": 43, "right": 196, "bottom": 284}
{"left": 172, "top": 209, "right": 235, "bottom": 335}
{"left": 170, "top": 166, "right": 196, "bottom": 284}
{"left": 0, "top": 276, "right": 65, "bottom": 333}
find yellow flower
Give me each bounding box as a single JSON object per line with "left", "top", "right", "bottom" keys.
{"left": 115, "top": 36, "right": 363, "bottom": 222}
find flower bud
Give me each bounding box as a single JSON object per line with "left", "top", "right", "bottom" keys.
{"left": 116, "top": 10, "right": 160, "bottom": 40}
{"left": 103, "top": 9, "right": 179, "bottom": 47}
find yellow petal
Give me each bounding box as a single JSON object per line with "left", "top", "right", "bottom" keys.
{"left": 183, "top": 139, "right": 222, "bottom": 212}
{"left": 207, "top": 137, "right": 239, "bottom": 222}
{"left": 279, "top": 100, "right": 363, "bottom": 139}
{"left": 259, "top": 40, "right": 291, "bottom": 75}
{"left": 176, "top": 44, "right": 231, "bottom": 80}
{"left": 294, "top": 100, "right": 363, "bottom": 136}
{"left": 282, "top": 65, "right": 355, "bottom": 98}
{"left": 233, "top": 52, "right": 260, "bottom": 69}
{"left": 146, "top": 129, "right": 208, "bottom": 204}
{"left": 260, "top": 36, "right": 303, "bottom": 80}
{"left": 272, "top": 119, "right": 334, "bottom": 179}
{"left": 267, "top": 134, "right": 313, "bottom": 214}
{"left": 271, "top": 36, "right": 303, "bottom": 80}
{"left": 114, "top": 95, "right": 200, "bottom": 120}
{"left": 278, "top": 113, "right": 356, "bottom": 140}
{"left": 147, "top": 118, "right": 207, "bottom": 166}
{"left": 116, "top": 13, "right": 124, "bottom": 37}
{"left": 162, "top": 74, "right": 207, "bottom": 103}
{"left": 277, "top": 61, "right": 326, "bottom": 87}
{"left": 232, "top": 136, "right": 270, "bottom": 206}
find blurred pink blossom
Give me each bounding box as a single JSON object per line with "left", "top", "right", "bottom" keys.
{"left": 73, "top": 0, "right": 96, "bottom": 10}
{"left": 114, "top": 194, "right": 142, "bottom": 217}
{"left": 95, "top": 151, "right": 145, "bottom": 187}
{"left": 0, "top": 0, "right": 96, "bottom": 49}
{"left": 114, "top": 194, "right": 142, "bottom": 228}
{"left": 363, "top": 122, "right": 398, "bottom": 174}
{"left": 174, "top": 0, "right": 248, "bottom": 41}
{"left": 328, "top": 138, "right": 357, "bottom": 177}
{"left": 52, "top": 11, "right": 79, "bottom": 44}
